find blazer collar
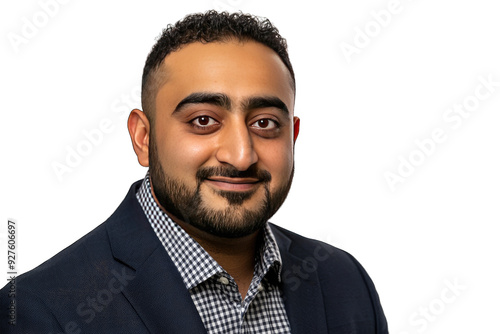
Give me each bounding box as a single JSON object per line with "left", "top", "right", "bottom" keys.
{"left": 271, "top": 224, "right": 328, "bottom": 334}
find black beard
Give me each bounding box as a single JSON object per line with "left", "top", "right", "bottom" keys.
{"left": 148, "top": 137, "right": 294, "bottom": 238}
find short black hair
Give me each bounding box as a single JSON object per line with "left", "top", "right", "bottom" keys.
{"left": 141, "top": 10, "right": 295, "bottom": 124}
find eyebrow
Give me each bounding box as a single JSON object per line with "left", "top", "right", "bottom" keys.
{"left": 173, "top": 92, "right": 232, "bottom": 113}
{"left": 172, "top": 92, "right": 289, "bottom": 116}
{"left": 243, "top": 96, "right": 289, "bottom": 116}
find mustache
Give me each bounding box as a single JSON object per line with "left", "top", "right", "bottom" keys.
{"left": 196, "top": 165, "right": 272, "bottom": 183}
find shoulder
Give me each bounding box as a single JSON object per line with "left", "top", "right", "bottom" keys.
{"left": 17, "top": 221, "right": 111, "bottom": 290}
{"left": 270, "top": 223, "right": 388, "bottom": 333}
{"left": 270, "top": 223, "right": 379, "bottom": 289}
{"left": 0, "top": 222, "right": 113, "bottom": 333}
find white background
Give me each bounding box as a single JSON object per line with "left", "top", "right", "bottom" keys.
{"left": 1, "top": 0, "right": 499, "bottom": 333}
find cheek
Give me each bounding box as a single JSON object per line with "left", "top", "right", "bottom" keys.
{"left": 157, "top": 134, "right": 214, "bottom": 177}
{"left": 257, "top": 140, "right": 294, "bottom": 183}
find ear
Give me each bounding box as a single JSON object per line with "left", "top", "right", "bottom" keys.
{"left": 293, "top": 116, "right": 300, "bottom": 143}
{"left": 128, "top": 109, "right": 150, "bottom": 167}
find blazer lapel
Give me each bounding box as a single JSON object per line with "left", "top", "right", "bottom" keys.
{"left": 122, "top": 246, "right": 206, "bottom": 333}
{"left": 271, "top": 224, "right": 328, "bottom": 334}
{"left": 106, "top": 181, "right": 206, "bottom": 333}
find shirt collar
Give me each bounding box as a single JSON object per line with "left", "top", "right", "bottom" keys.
{"left": 136, "top": 171, "right": 283, "bottom": 289}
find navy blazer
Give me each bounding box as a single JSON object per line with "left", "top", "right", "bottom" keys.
{"left": 1, "top": 181, "right": 388, "bottom": 333}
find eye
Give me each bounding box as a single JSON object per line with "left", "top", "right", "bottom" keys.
{"left": 190, "top": 116, "right": 219, "bottom": 127}
{"left": 251, "top": 118, "right": 279, "bottom": 130}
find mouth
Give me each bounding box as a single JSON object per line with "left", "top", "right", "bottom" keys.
{"left": 204, "top": 177, "right": 261, "bottom": 192}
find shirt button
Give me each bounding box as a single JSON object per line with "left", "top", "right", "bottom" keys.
{"left": 219, "top": 276, "right": 229, "bottom": 285}
{"left": 257, "top": 283, "right": 264, "bottom": 292}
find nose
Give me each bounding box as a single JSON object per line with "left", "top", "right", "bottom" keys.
{"left": 215, "top": 121, "right": 258, "bottom": 171}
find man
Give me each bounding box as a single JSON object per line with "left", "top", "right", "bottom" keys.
{"left": 1, "top": 11, "right": 388, "bottom": 333}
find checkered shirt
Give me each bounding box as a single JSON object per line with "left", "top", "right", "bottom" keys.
{"left": 136, "top": 172, "right": 291, "bottom": 334}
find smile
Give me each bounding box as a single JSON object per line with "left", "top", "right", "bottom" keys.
{"left": 205, "top": 177, "right": 261, "bottom": 192}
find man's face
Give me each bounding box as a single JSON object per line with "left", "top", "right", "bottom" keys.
{"left": 148, "top": 40, "right": 298, "bottom": 238}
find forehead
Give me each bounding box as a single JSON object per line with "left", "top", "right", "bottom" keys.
{"left": 155, "top": 40, "right": 294, "bottom": 113}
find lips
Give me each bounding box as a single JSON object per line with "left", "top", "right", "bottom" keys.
{"left": 205, "top": 177, "right": 261, "bottom": 191}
